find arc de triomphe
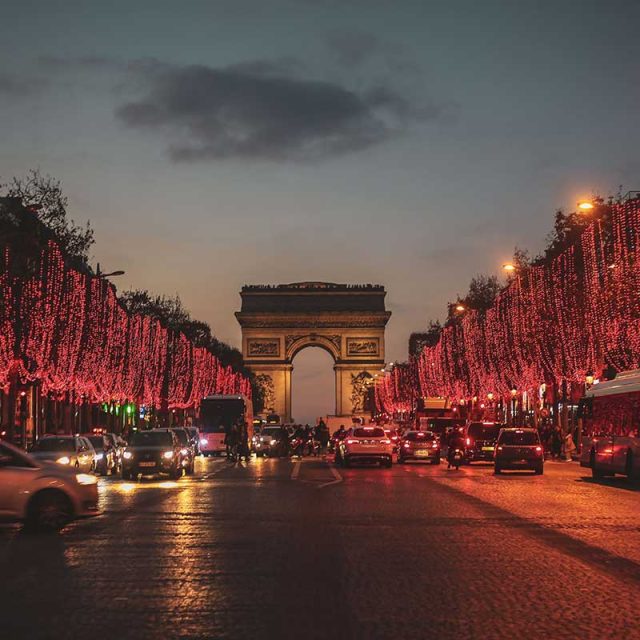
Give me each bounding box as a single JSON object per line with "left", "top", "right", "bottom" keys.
{"left": 235, "top": 283, "right": 391, "bottom": 423}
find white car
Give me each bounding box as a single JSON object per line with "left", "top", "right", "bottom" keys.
{"left": 336, "top": 426, "right": 393, "bottom": 468}
{"left": 0, "top": 440, "right": 100, "bottom": 531}
{"left": 29, "top": 434, "right": 97, "bottom": 473}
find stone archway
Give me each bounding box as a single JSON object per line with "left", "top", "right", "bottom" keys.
{"left": 236, "top": 282, "right": 391, "bottom": 423}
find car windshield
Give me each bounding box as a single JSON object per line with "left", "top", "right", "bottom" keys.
{"left": 499, "top": 431, "right": 540, "bottom": 445}
{"left": 87, "top": 436, "right": 105, "bottom": 449}
{"left": 172, "top": 430, "right": 189, "bottom": 445}
{"left": 131, "top": 431, "right": 173, "bottom": 447}
{"left": 353, "top": 427, "right": 386, "bottom": 438}
{"left": 263, "top": 429, "right": 281, "bottom": 438}
{"left": 468, "top": 423, "right": 502, "bottom": 440}
{"left": 32, "top": 438, "right": 74, "bottom": 452}
{"left": 406, "top": 432, "right": 433, "bottom": 441}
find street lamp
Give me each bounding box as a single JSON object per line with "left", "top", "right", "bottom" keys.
{"left": 95, "top": 263, "right": 126, "bottom": 279}
{"left": 487, "top": 392, "right": 494, "bottom": 401}
{"left": 455, "top": 304, "right": 466, "bottom": 313}
{"left": 502, "top": 263, "right": 516, "bottom": 273}
{"left": 585, "top": 372, "right": 594, "bottom": 387}
{"left": 577, "top": 201, "right": 594, "bottom": 212}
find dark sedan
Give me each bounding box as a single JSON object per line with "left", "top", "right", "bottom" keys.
{"left": 398, "top": 431, "right": 440, "bottom": 464}
{"left": 494, "top": 428, "right": 544, "bottom": 475}
{"left": 465, "top": 422, "right": 503, "bottom": 463}
{"left": 121, "top": 429, "right": 183, "bottom": 480}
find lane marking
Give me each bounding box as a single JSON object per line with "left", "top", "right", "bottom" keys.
{"left": 291, "top": 460, "right": 302, "bottom": 480}
{"left": 318, "top": 463, "right": 343, "bottom": 489}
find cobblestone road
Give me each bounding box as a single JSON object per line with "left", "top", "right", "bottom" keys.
{"left": 1, "top": 456, "right": 639, "bottom": 640}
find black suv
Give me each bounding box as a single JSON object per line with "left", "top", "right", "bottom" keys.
{"left": 465, "top": 422, "right": 503, "bottom": 463}
{"left": 494, "top": 428, "right": 544, "bottom": 475}
{"left": 121, "top": 429, "right": 183, "bottom": 480}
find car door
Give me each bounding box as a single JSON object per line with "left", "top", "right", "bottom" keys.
{"left": 0, "top": 444, "right": 38, "bottom": 519}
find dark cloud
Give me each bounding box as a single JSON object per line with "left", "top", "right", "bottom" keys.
{"left": 0, "top": 72, "right": 45, "bottom": 98}
{"left": 115, "top": 62, "right": 435, "bottom": 162}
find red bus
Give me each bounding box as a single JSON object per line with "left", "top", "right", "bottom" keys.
{"left": 579, "top": 369, "right": 640, "bottom": 481}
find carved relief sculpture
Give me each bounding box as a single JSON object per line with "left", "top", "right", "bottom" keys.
{"left": 255, "top": 374, "right": 275, "bottom": 412}
{"left": 350, "top": 372, "right": 373, "bottom": 414}
{"left": 247, "top": 339, "right": 280, "bottom": 357}
{"left": 346, "top": 338, "right": 379, "bottom": 357}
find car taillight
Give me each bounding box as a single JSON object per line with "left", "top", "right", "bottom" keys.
{"left": 466, "top": 438, "right": 471, "bottom": 446}
{"left": 346, "top": 439, "right": 359, "bottom": 445}
{"left": 432, "top": 443, "right": 438, "bottom": 449}
{"left": 535, "top": 446, "right": 543, "bottom": 453}
{"left": 496, "top": 446, "right": 503, "bottom": 451}
{"left": 403, "top": 442, "right": 411, "bottom": 448}
{"left": 381, "top": 439, "right": 391, "bottom": 445}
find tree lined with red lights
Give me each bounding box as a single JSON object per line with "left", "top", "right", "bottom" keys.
{"left": 0, "top": 240, "right": 251, "bottom": 409}
{"left": 377, "top": 198, "right": 640, "bottom": 412}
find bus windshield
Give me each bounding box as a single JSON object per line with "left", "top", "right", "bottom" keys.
{"left": 200, "top": 398, "right": 245, "bottom": 433}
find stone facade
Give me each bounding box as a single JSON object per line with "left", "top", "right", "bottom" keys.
{"left": 236, "top": 283, "right": 390, "bottom": 422}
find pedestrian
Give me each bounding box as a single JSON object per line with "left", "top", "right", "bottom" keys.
{"left": 551, "top": 426, "right": 562, "bottom": 460}
{"left": 564, "top": 431, "right": 576, "bottom": 462}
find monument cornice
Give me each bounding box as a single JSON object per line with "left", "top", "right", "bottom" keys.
{"left": 235, "top": 311, "right": 391, "bottom": 329}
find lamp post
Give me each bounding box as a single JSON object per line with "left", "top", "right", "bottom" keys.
{"left": 95, "top": 263, "right": 125, "bottom": 279}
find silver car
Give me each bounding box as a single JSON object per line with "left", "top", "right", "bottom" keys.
{"left": 0, "top": 440, "right": 100, "bottom": 531}
{"left": 30, "top": 435, "right": 96, "bottom": 473}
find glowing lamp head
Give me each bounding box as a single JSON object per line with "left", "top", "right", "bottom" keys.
{"left": 585, "top": 373, "right": 595, "bottom": 386}
{"left": 487, "top": 392, "right": 494, "bottom": 401}
{"left": 502, "top": 263, "right": 516, "bottom": 273}
{"left": 510, "top": 388, "right": 517, "bottom": 397}
{"left": 455, "top": 304, "right": 465, "bottom": 313}
{"left": 578, "top": 201, "right": 594, "bottom": 211}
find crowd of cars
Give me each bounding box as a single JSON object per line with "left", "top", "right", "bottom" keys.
{"left": 0, "top": 425, "right": 204, "bottom": 532}
{"left": 328, "top": 420, "right": 545, "bottom": 475}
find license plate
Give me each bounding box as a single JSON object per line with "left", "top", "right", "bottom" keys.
{"left": 139, "top": 461, "right": 156, "bottom": 467}
{"left": 415, "top": 450, "right": 430, "bottom": 457}
{"left": 482, "top": 446, "right": 494, "bottom": 452}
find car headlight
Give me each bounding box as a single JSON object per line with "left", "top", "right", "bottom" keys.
{"left": 56, "top": 456, "right": 71, "bottom": 465}
{"left": 180, "top": 448, "right": 189, "bottom": 456}
{"left": 163, "top": 451, "right": 174, "bottom": 459}
{"left": 200, "top": 438, "right": 207, "bottom": 446}
{"left": 95, "top": 453, "right": 104, "bottom": 460}
{"left": 123, "top": 451, "right": 133, "bottom": 460}
{"left": 270, "top": 439, "right": 277, "bottom": 446}
{"left": 76, "top": 473, "right": 98, "bottom": 485}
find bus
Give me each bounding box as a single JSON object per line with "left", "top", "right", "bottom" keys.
{"left": 198, "top": 394, "right": 254, "bottom": 456}
{"left": 579, "top": 369, "right": 640, "bottom": 481}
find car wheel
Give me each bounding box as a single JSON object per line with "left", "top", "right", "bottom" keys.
{"left": 398, "top": 457, "right": 405, "bottom": 464}
{"left": 121, "top": 469, "right": 131, "bottom": 480}
{"left": 494, "top": 465, "right": 502, "bottom": 474}
{"left": 626, "top": 451, "right": 639, "bottom": 483}
{"left": 186, "top": 461, "right": 195, "bottom": 476}
{"left": 591, "top": 461, "right": 605, "bottom": 479}
{"left": 343, "top": 456, "right": 351, "bottom": 468}
{"left": 534, "top": 464, "right": 544, "bottom": 475}
{"left": 171, "top": 465, "right": 182, "bottom": 480}
{"left": 385, "top": 458, "right": 393, "bottom": 468}
{"left": 432, "top": 457, "right": 440, "bottom": 465}
{"left": 26, "top": 490, "right": 73, "bottom": 532}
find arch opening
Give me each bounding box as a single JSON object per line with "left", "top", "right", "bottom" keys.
{"left": 291, "top": 346, "right": 335, "bottom": 425}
